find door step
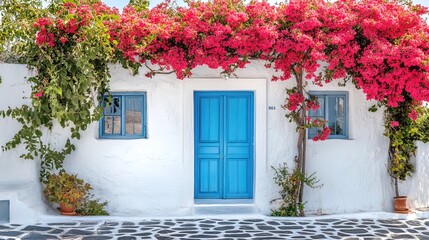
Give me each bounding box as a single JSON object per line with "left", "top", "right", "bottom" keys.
{"left": 193, "top": 203, "right": 259, "bottom": 215}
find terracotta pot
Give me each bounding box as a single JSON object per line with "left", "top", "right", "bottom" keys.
{"left": 394, "top": 196, "right": 409, "bottom": 214}
{"left": 59, "top": 203, "right": 77, "bottom": 216}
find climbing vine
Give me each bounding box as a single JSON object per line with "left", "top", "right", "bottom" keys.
{"left": 0, "top": 0, "right": 119, "bottom": 182}
{"left": 384, "top": 99, "right": 429, "bottom": 197}
{"left": 1, "top": 0, "right": 429, "bottom": 216}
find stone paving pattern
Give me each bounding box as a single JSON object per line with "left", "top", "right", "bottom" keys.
{"left": 1, "top": 218, "right": 429, "bottom": 239}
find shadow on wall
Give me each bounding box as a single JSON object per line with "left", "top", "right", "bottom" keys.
{"left": 378, "top": 146, "right": 395, "bottom": 213}
{"left": 402, "top": 142, "right": 429, "bottom": 210}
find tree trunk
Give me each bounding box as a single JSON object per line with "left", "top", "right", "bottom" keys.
{"left": 388, "top": 138, "right": 400, "bottom": 197}
{"left": 295, "top": 70, "right": 306, "bottom": 217}
{"left": 394, "top": 177, "right": 399, "bottom": 197}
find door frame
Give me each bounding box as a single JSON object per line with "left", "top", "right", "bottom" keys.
{"left": 193, "top": 91, "right": 254, "bottom": 199}
{"left": 182, "top": 78, "right": 267, "bottom": 205}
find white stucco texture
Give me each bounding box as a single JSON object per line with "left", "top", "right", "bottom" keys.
{"left": 0, "top": 62, "right": 428, "bottom": 222}
{"left": 0, "top": 64, "right": 49, "bottom": 223}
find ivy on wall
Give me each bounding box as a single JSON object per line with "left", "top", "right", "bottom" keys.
{"left": 0, "top": 0, "right": 118, "bottom": 182}
{"left": 384, "top": 100, "right": 429, "bottom": 197}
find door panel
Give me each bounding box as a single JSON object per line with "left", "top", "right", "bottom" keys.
{"left": 194, "top": 91, "right": 254, "bottom": 199}
{"left": 199, "top": 158, "right": 220, "bottom": 193}
{"left": 226, "top": 97, "right": 248, "bottom": 142}
{"left": 226, "top": 158, "right": 249, "bottom": 196}
{"left": 195, "top": 95, "right": 223, "bottom": 198}
{"left": 200, "top": 97, "right": 221, "bottom": 142}
{"left": 225, "top": 94, "right": 253, "bottom": 198}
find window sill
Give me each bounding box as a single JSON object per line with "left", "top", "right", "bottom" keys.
{"left": 308, "top": 138, "right": 354, "bottom": 141}
{"left": 98, "top": 136, "right": 148, "bottom": 140}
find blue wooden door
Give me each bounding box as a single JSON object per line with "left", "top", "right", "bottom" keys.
{"left": 194, "top": 91, "right": 254, "bottom": 199}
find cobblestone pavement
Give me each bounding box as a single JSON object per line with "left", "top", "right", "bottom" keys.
{"left": 1, "top": 218, "right": 429, "bottom": 240}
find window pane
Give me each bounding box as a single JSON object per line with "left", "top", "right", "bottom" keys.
{"left": 308, "top": 96, "right": 325, "bottom": 138}
{"left": 113, "top": 98, "right": 121, "bottom": 115}
{"left": 327, "top": 96, "right": 345, "bottom": 136}
{"left": 327, "top": 97, "right": 335, "bottom": 134}
{"left": 308, "top": 96, "right": 324, "bottom": 117}
{"left": 103, "top": 97, "right": 112, "bottom": 115}
{"left": 315, "top": 97, "right": 324, "bottom": 117}
{"left": 309, "top": 117, "right": 323, "bottom": 137}
{"left": 125, "top": 96, "right": 143, "bottom": 135}
{"left": 104, "top": 97, "right": 121, "bottom": 115}
{"left": 113, "top": 116, "right": 121, "bottom": 134}
{"left": 104, "top": 116, "right": 113, "bottom": 134}
{"left": 336, "top": 97, "right": 345, "bottom": 135}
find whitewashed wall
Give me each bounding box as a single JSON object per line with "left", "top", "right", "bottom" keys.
{"left": 0, "top": 64, "right": 49, "bottom": 223}
{"left": 0, "top": 62, "right": 428, "bottom": 222}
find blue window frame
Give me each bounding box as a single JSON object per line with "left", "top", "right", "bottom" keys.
{"left": 99, "top": 92, "right": 147, "bottom": 139}
{"left": 308, "top": 91, "right": 349, "bottom": 139}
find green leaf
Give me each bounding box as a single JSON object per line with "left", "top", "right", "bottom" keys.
{"left": 368, "top": 105, "right": 378, "bottom": 112}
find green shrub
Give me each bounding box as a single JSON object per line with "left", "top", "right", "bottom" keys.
{"left": 271, "top": 163, "right": 322, "bottom": 217}
{"left": 77, "top": 196, "right": 109, "bottom": 216}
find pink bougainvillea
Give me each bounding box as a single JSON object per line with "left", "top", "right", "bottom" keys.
{"left": 325, "top": 0, "right": 429, "bottom": 108}
{"left": 312, "top": 127, "right": 331, "bottom": 141}
{"left": 59, "top": 37, "right": 68, "bottom": 44}
{"left": 32, "top": 0, "right": 429, "bottom": 103}
{"left": 285, "top": 93, "right": 305, "bottom": 111}
{"left": 35, "top": 30, "right": 55, "bottom": 47}
{"left": 32, "top": 2, "right": 118, "bottom": 49}
{"left": 306, "top": 100, "right": 320, "bottom": 111}
{"left": 33, "top": 91, "right": 44, "bottom": 98}
{"left": 409, "top": 109, "right": 419, "bottom": 121}
{"left": 30, "top": 0, "right": 429, "bottom": 142}
{"left": 390, "top": 121, "right": 400, "bottom": 128}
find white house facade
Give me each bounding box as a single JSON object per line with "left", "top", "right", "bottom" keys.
{"left": 1, "top": 62, "right": 429, "bottom": 223}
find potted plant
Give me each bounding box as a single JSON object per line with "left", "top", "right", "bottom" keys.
{"left": 388, "top": 139, "right": 414, "bottom": 214}
{"left": 43, "top": 172, "right": 91, "bottom": 216}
